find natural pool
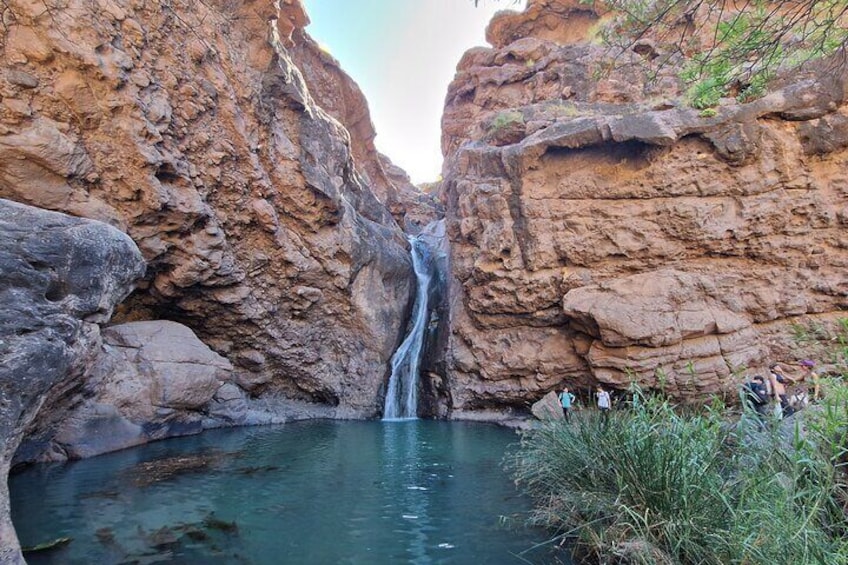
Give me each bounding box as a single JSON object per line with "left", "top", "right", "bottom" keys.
{"left": 10, "top": 419, "right": 557, "bottom": 564}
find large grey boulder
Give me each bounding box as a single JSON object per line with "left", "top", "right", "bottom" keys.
{"left": 531, "top": 391, "right": 564, "bottom": 421}
{"left": 41, "top": 321, "right": 234, "bottom": 459}
{"left": 13, "top": 320, "right": 297, "bottom": 463}
{"left": 0, "top": 198, "right": 144, "bottom": 565}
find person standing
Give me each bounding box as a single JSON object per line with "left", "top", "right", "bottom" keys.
{"left": 559, "top": 387, "right": 576, "bottom": 423}
{"left": 596, "top": 386, "right": 611, "bottom": 423}
{"left": 769, "top": 364, "right": 791, "bottom": 417}
{"left": 750, "top": 375, "right": 770, "bottom": 418}
{"left": 800, "top": 359, "right": 820, "bottom": 401}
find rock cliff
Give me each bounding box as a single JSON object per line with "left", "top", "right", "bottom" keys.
{"left": 0, "top": 0, "right": 415, "bottom": 424}
{"left": 0, "top": 199, "right": 145, "bottom": 565}
{"left": 440, "top": 0, "right": 848, "bottom": 415}
{"left": 287, "top": 26, "right": 441, "bottom": 232}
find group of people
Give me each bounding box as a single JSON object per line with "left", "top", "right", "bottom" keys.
{"left": 743, "top": 359, "right": 820, "bottom": 420}
{"left": 555, "top": 360, "right": 821, "bottom": 423}
{"left": 558, "top": 385, "right": 610, "bottom": 422}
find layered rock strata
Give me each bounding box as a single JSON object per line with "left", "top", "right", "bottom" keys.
{"left": 0, "top": 198, "right": 145, "bottom": 565}
{"left": 0, "top": 0, "right": 414, "bottom": 420}
{"left": 440, "top": 0, "right": 848, "bottom": 415}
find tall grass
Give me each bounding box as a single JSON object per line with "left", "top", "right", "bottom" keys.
{"left": 508, "top": 389, "right": 848, "bottom": 564}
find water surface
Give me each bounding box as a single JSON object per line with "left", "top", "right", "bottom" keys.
{"left": 11, "top": 420, "right": 556, "bottom": 564}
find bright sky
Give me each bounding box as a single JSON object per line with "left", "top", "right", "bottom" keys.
{"left": 300, "top": 0, "right": 526, "bottom": 184}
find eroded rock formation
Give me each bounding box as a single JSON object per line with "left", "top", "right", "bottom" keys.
{"left": 12, "top": 320, "right": 294, "bottom": 463}
{"left": 0, "top": 0, "right": 415, "bottom": 422}
{"left": 440, "top": 0, "right": 848, "bottom": 415}
{"left": 0, "top": 198, "right": 144, "bottom": 565}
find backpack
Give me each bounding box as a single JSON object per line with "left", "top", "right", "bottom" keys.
{"left": 743, "top": 380, "right": 767, "bottom": 406}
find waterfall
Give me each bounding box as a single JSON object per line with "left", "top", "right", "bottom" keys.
{"left": 383, "top": 222, "right": 442, "bottom": 420}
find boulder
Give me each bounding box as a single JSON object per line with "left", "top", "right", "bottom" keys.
{"left": 20, "top": 321, "right": 233, "bottom": 460}
{"left": 0, "top": 198, "right": 144, "bottom": 565}
{"left": 531, "top": 391, "right": 564, "bottom": 421}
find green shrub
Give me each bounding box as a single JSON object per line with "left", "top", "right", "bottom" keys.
{"left": 487, "top": 110, "right": 524, "bottom": 133}
{"left": 508, "top": 388, "right": 848, "bottom": 564}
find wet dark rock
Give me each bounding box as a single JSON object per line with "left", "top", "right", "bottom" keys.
{"left": 202, "top": 513, "right": 239, "bottom": 534}
{"left": 21, "top": 536, "right": 72, "bottom": 553}
{"left": 235, "top": 465, "right": 280, "bottom": 475}
{"left": 95, "top": 527, "right": 115, "bottom": 545}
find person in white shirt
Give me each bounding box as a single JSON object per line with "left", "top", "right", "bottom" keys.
{"left": 596, "top": 386, "right": 611, "bottom": 423}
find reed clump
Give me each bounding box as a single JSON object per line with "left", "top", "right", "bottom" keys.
{"left": 508, "top": 386, "right": 848, "bottom": 564}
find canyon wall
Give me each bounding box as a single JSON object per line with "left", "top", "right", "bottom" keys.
{"left": 0, "top": 0, "right": 416, "bottom": 445}
{"left": 440, "top": 0, "right": 848, "bottom": 416}
{"left": 287, "top": 27, "right": 441, "bottom": 232}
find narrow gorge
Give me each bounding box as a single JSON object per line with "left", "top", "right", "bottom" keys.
{"left": 2, "top": 0, "right": 847, "bottom": 562}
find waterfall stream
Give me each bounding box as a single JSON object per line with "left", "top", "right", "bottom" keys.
{"left": 383, "top": 222, "right": 443, "bottom": 420}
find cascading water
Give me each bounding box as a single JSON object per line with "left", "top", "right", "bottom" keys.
{"left": 383, "top": 222, "right": 442, "bottom": 420}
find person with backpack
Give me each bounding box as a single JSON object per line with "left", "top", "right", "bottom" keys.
{"left": 559, "top": 387, "right": 576, "bottom": 423}
{"left": 742, "top": 375, "right": 769, "bottom": 419}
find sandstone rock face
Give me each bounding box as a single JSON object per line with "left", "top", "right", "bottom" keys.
{"left": 440, "top": 0, "right": 848, "bottom": 415}
{"left": 0, "top": 0, "right": 415, "bottom": 418}
{"left": 0, "top": 199, "right": 144, "bottom": 565}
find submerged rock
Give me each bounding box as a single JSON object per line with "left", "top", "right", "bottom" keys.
{"left": 21, "top": 536, "right": 72, "bottom": 554}
{"left": 0, "top": 198, "right": 144, "bottom": 565}
{"left": 127, "top": 452, "right": 227, "bottom": 488}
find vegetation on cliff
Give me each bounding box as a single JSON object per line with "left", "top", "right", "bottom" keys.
{"left": 479, "top": 0, "right": 847, "bottom": 108}
{"left": 509, "top": 386, "right": 848, "bottom": 564}
{"left": 594, "top": 0, "right": 848, "bottom": 108}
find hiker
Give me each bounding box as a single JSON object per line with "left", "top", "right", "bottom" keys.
{"left": 742, "top": 375, "right": 769, "bottom": 418}
{"left": 769, "top": 364, "right": 792, "bottom": 417}
{"left": 789, "top": 388, "right": 810, "bottom": 412}
{"left": 559, "top": 387, "right": 576, "bottom": 423}
{"left": 800, "top": 359, "right": 820, "bottom": 401}
{"left": 595, "top": 386, "right": 611, "bottom": 422}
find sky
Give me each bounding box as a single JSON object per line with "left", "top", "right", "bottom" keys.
{"left": 300, "top": 0, "right": 526, "bottom": 184}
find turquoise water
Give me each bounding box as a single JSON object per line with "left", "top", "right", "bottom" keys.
{"left": 10, "top": 420, "right": 558, "bottom": 564}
